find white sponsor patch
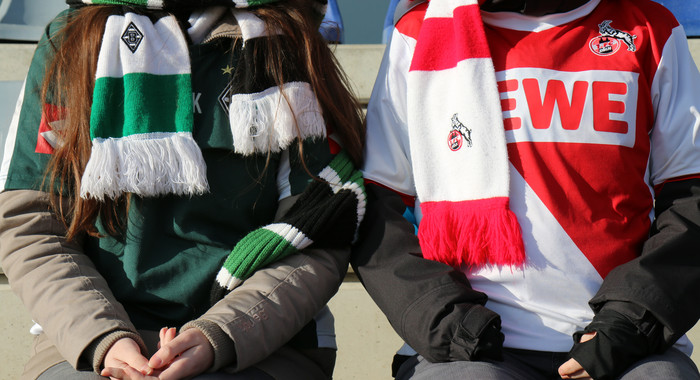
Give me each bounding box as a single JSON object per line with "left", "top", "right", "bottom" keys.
{"left": 500, "top": 68, "right": 639, "bottom": 148}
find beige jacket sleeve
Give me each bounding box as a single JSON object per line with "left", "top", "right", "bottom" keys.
{"left": 182, "top": 195, "right": 351, "bottom": 372}
{"left": 1, "top": 189, "right": 349, "bottom": 374}
{"left": 0, "top": 189, "right": 144, "bottom": 371}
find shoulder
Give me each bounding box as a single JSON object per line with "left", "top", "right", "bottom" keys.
{"left": 619, "top": 0, "right": 678, "bottom": 22}
{"left": 591, "top": 0, "right": 683, "bottom": 57}
{"left": 394, "top": 1, "right": 429, "bottom": 40}
{"left": 609, "top": 0, "right": 680, "bottom": 30}
{"left": 44, "top": 8, "right": 76, "bottom": 41}
{"left": 32, "top": 8, "right": 78, "bottom": 59}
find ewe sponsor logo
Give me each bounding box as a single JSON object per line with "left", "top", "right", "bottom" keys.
{"left": 497, "top": 68, "right": 638, "bottom": 148}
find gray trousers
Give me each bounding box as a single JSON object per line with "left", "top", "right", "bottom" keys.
{"left": 37, "top": 346, "right": 334, "bottom": 380}
{"left": 38, "top": 361, "right": 274, "bottom": 380}
{"left": 395, "top": 348, "right": 700, "bottom": 380}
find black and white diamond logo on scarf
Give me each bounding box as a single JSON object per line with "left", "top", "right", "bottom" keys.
{"left": 219, "top": 82, "right": 233, "bottom": 115}
{"left": 121, "top": 22, "right": 144, "bottom": 53}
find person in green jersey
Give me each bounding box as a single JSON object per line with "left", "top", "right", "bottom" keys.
{"left": 0, "top": 1, "right": 366, "bottom": 379}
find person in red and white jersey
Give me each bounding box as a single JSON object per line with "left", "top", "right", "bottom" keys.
{"left": 352, "top": 0, "right": 700, "bottom": 378}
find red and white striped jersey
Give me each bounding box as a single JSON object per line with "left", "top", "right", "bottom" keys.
{"left": 365, "top": 0, "right": 700, "bottom": 352}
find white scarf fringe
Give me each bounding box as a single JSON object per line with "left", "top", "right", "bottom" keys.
{"left": 229, "top": 82, "right": 327, "bottom": 155}
{"left": 80, "top": 133, "right": 209, "bottom": 200}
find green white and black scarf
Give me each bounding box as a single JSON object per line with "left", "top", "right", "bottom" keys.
{"left": 66, "top": 0, "right": 363, "bottom": 303}
{"left": 211, "top": 150, "right": 366, "bottom": 302}
{"left": 81, "top": 10, "right": 208, "bottom": 199}
{"left": 69, "top": 0, "right": 329, "bottom": 199}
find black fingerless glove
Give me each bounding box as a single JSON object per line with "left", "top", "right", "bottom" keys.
{"left": 568, "top": 302, "right": 665, "bottom": 380}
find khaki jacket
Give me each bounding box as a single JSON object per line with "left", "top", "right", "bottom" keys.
{"left": 0, "top": 189, "right": 349, "bottom": 379}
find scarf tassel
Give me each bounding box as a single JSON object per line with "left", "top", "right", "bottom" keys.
{"left": 229, "top": 82, "right": 327, "bottom": 155}
{"left": 80, "top": 133, "right": 209, "bottom": 200}
{"left": 418, "top": 198, "right": 526, "bottom": 268}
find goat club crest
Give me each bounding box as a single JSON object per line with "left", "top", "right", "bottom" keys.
{"left": 448, "top": 113, "right": 472, "bottom": 151}
{"left": 590, "top": 20, "right": 637, "bottom": 56}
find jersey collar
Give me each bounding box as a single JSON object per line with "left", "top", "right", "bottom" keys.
{"left": 481, "top": 0, "right": 600, "bottom": 32}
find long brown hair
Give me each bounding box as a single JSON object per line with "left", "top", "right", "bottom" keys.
{"left": 41, "top": 2, "right": 365, "bottom": 241}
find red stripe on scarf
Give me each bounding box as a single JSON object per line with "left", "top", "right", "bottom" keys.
{"left": 409, "top": 4, "right": 491, "bottom": 72}
{"left": 418, "top": 198, "right": 526, "bottom": 268}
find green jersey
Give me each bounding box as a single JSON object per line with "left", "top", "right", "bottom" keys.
{"left": 1, "top": 10, "right": 334, "bottom": 329}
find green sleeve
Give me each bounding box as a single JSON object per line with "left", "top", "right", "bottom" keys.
{"left": 2, "top": 9, "right": 73, "bottom": 192}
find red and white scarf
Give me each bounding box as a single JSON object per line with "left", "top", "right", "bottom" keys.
{"left": 408, "top": 0, "right": 526, "bottom": 268}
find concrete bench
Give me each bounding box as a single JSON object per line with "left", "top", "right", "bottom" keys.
{"left": 3, "top": 41, "right": 700, "bottom": 380}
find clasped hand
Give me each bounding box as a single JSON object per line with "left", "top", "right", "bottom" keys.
{"left": 101, "top": 327, "right": 214, "bottom": 380}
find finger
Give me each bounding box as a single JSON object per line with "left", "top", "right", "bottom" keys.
{"left": 101, "top": 366, "right": 125, "bottom": 379}
{"left": 563, "top": 371, "right": 592, "bottom": 380}
{"left": 157, "top": 346, "right": 212, "bottom": 380}
{"left": 579, "top": 332, "right": 597, "bottom": 343}
{"left": 123, "top": 365, "right": 155, "bottom": 380}
{"left": 127, "top": 366, "right": 156, "bottom": 380}
{"left": 558, "top": 358, "right": 583, "bottom": 376}
{"left": 559, "top": 369, "right": 587, "bottom": 379}
{"left": 157, "top": 358, "right": 194, "bottom": 380}
{"left": 120, "top": 347, "right": 152, "bottom": 376}
{"left": 165, "top": 327, "right": 177, "bottom": 345}
{"left": 558, "top": 358, "right": 591, "bottom": 379}
{"left": 149, "top": 331, "right": 196, "bottom": 369}
{"left": 101, "top": 366, "right": 150, "bottom": 380}
{"left": 158, "top": 327, "right": 176, "bottom": 350}
{"left": 157, "top": 328, "right": 166, "bottom": 349}
{"left": 105, "top": 338, "right": 153, "bottom": 376}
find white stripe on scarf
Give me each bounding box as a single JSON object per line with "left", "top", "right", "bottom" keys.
{"left": 97, "top": 14, "right": 190, "bottom": 78}
{"left": 408, "top": 0, "right": 526, "bottom": 268}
